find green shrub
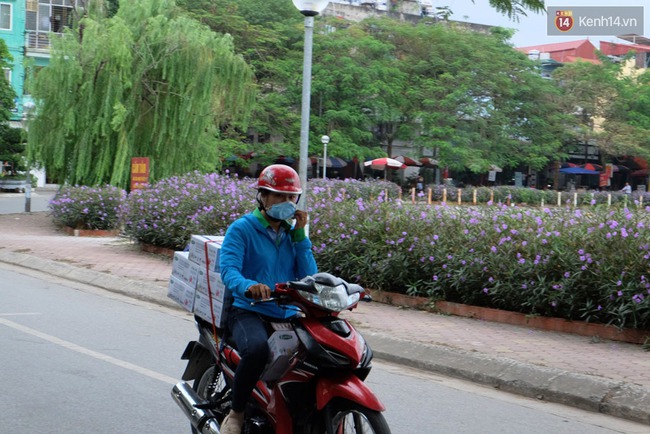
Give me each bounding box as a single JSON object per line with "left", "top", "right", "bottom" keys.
{"left": 121, "top": 171, "right": 257, "bottom": 250}
{"left": 49, "top": 185, "right": 126, "bottom": 230}
{"left": 52, "top": 176, "right": 650, "bottom": 329}
{"left": 310, "top": 196, "right": 650, "bottom": 330}
{"left": 121, "top": 174, "right": 401, "bottom": 250}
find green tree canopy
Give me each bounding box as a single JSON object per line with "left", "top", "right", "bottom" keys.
{"left": 601, "top": 67, "right": 650, "bottom": 159}
{"left": 0, "top": 38, "right": 21, "bottom": 173}
{"left": 553, "top": 57, "right": 650, "bottom": 162}
{"left": 339, "top": 18, "right": 568, "bottom": 172}
{"left": 177, "top": 0, "right": 553, "bottom": 167}
{"left": 27, "top": 0, "right": 255, "bottom": 188}
{"left": 0, "top": 38, "right": 15, "bottom": 123}
{"left": 486, "top": 0, "right": 545, "bottom": 19}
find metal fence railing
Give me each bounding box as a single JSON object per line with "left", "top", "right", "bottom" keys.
{"left": 25, "top": 31, "right": 62, "bottom": 51}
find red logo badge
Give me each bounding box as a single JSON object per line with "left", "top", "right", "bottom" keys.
{"left": 555, "top": 10, "right": 574, "bottom": 32}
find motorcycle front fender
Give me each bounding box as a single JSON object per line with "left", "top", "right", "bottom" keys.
{"left": 180, "top": 341, "right": 213, "bottom": 381}
{"left": 315, "top": 373, "right": 385, "bottom": 412}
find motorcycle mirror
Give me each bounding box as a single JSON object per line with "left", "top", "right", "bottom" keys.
{"left": 312, "top": 272, "right": 343, "bottom": 287}
{"left": 346, "top": 283, "right": 365, "bottom": 295}
{"left": 287, "top": 278, "right": 318, "bottom": 294}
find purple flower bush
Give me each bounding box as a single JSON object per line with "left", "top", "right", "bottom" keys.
{"left": 54, "top": 174, "right": 650, "bottom": 329}
{"left": 309, "top": 191, "right": 650, "bottom": 330}
{"left": 120, "top": 174, "right": 400, "bottom": 250}
{"left": 49, "top": 185, "right": 126, "bottom": 230}
{"left": 121, "top": 171, "right": 258, "bottom": 250}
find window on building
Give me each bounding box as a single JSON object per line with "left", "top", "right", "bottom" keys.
{"left": 3, "top": 67, "right": 11, "bottom": 85}
{"left": 25, "top": 0, "right": 75, "bottom": 33}
{"left": 0, "top": 3, "right": 12, "bottom": 31}
{"left": 25, "top": 0, "right": 78, "bottom": 49}
{"left": 51, "top": 5, "right": 74, "bottom": 32}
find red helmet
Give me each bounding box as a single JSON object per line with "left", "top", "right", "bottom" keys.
{"left": 257, "top": 164, "right": 302, "bottom": 194}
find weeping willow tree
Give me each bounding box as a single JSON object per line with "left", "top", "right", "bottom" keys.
{"left": 27, "top": 0, "right": 255, "bottom": 188}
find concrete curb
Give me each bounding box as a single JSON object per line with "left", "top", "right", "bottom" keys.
{"left": 2, "top": 250, "right": 650, "bottom": 425}
{"left": 0, "top": 251, "right": 178, "bottom": 311}
{"left": 365, "top": 333, "right": 650, "bottom": 424}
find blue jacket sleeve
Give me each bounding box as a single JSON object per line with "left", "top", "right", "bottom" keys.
{"left": 294, "top": 236, "right": 318, "bottom": 278}
{"left": 219, "top": 220, "right": 257, "bottom": 299}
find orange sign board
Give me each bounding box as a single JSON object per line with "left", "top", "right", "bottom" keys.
{"left": 599, "top": 172, "right": 609, "bottom": 188}
{"left": 130, "top": 157, "right": 150, "bottom": 191}
{"left": 605, "top": 164, "right": 613, "bottom": 178}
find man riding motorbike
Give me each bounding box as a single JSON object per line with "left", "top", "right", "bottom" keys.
{"left": 218, "top": 164, "right": 318, "bottom": 434}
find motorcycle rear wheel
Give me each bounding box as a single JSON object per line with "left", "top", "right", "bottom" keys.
{"left": 191, "top": 364, "right": 230, "bottom": 434}
{"left": 320, "top": 400, "right": 392, "bottom": 434}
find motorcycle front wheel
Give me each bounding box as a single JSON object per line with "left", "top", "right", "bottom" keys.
{"left": 319, "top": 400, "right": 392, "bottom": 434}
{"left": 191, "top": 364, "right": 230, "bottom": 434}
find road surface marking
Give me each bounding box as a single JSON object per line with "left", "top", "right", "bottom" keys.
{"left": 0, "top": 317, "right": 178, "bottom": 384}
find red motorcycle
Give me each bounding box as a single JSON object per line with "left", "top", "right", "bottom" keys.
{"left": 171, "top": 272, "right": 391, "bottom": 434}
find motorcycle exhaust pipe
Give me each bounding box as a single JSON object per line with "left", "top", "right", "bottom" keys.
{"left": 171, "top": 382, "right": 221, "bottom": 434}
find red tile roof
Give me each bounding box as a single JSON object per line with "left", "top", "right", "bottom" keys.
{"left": 515, "top": 39, "right": 600, "bottom": 64}
{"left": 516, "top": 39, "right": 596, "bottom": 53}
{"left": 562, "top": 55, "right": 601, "bottom": 64}
{"left": 599, "top": 41, "right": 650, "bottom": 55}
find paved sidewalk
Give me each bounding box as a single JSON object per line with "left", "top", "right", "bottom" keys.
{"left": 1, "top": 212, "right": 650, "bottom": 425}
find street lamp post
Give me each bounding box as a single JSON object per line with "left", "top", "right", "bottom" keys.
{"left": 22, "top": 100, "right": 36, "bottom": 213}
{"left": 321, "top": 135, "right": 330, "bottom": 179}
{"left": 292, "top": 0, "right": 329, "bottom": 209}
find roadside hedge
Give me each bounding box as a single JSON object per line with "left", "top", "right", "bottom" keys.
{"left": 50, "top": 175, "right": 650, "bottom": 329}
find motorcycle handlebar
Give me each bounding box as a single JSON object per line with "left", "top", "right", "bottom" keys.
{"left": 243, "top": 290, "right": 280, "bottom": 305}
{"left": 243, "top": 277, "right": 367, "bottom": 304}
{"left": 243, "top": 282, "right": 291, "bottom": 300}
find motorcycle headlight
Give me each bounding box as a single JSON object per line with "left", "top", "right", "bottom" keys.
{"left": 299, "top": 283, "right": 360, "bottom": 312}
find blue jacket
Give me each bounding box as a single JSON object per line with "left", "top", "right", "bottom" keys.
{"left": 219, "top": 209, "right": 318, "bottom": 319}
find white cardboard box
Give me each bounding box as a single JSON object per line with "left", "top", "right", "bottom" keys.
{"left": 187, "top": 235, "right": 224, "bottom": 272}
{"left": 167, "top": 275, "right": 196, "bottom": 312}
{"left": 262, "top": 327, "right": 300, "bottom": 381}
{"left": 193, "top": 290, "right": 228, "bottom": 328}
{"left": 195, "top": 267, "right": 228, "bottom": 299}
{"left": 171, "top": 251, "right": 199, "bottom": 288}
{"left": 267, "top": 327, "right": 299, "bottom": 358}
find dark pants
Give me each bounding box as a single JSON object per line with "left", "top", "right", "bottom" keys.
{"left": 227, "top": 307, "right": 270, "bottom": 413}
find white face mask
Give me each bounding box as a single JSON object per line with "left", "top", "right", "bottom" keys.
{"left": 266, "top": 201, "right": 296, "bottom": 221}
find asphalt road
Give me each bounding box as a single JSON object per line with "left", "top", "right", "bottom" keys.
{"left": 0, "top": 189, "right": 55, "bottom": 214}
{"left": 2, "top": 263, "right": 648, "bottom": 434}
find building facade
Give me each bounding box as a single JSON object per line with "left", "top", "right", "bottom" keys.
{"left": 1, "top": 0, "right": 78, "bottom": 125}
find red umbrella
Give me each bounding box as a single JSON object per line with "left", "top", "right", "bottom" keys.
{"left": 579, "top": 163, "right": 602, "bottom": 171}
{"left": 629, "top": 157, "right": 648, "bottom": 169}
{"left": 392, "top": 155, "right": 422, "bottom": 166}
{"left": 419, "top": 157, "right": 439, "bottom": 168}
{"left": 610, "top": 164, "right": 630, "bottom": 173}
{"left": 364, "top": 157, "right": 407, "bottom": 170}
{"left": 616, "top": 156, "right": 647, "bottom": 171}
{"left": 632, "top": 168, "right": 649, "bottom": 177}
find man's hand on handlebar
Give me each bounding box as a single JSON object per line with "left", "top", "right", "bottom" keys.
{"left": 246, "top": 283, "right": 272, "bottom": 300}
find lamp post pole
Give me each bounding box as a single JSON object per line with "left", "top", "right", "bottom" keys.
{"left": 297, "top": 14, "right": 314, "bottom": 209}
{"left": 23, "top": 101, "right": 36, "bottom": 213}
{"left": 321, "top": 135, "right": 329, "bottom": 179}
{"left": 293, "top": 0, "right": 329, "bottom": 210}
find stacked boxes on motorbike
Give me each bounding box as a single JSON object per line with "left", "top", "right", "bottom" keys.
{"left": 168, "top": 234, "right": 300, "bottom": 379}
{"left": 168, "top": 235, "right": 230, "bottom": 328}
